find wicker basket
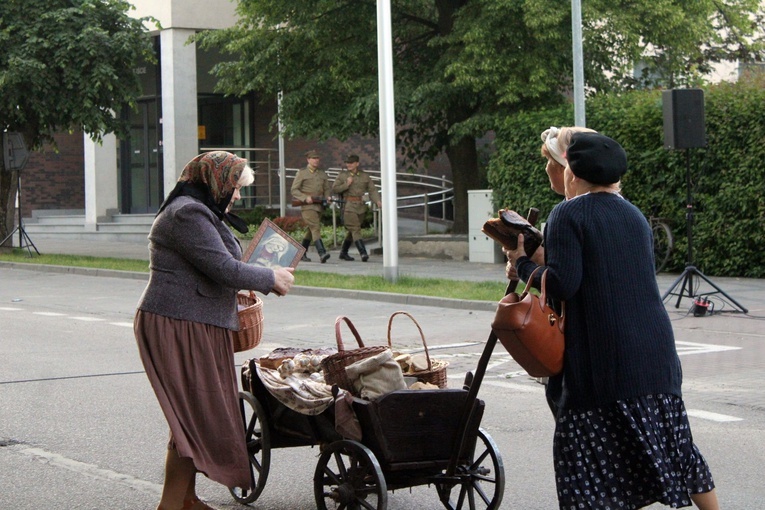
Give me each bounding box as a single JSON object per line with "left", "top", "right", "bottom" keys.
{"left": 321, "top": 316, "right": 388, "bottom": 392}
{"left": 387, "top": 311, "right": 448, "bottom": 388}
{"left": 233, "top": 291, "right": 263, "bottom": 353}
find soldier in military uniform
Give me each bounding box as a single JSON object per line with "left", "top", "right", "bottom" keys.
{"left": 332, "top": 154, "right": 382, "bottom": 262}
{"left": 291, "top": 150, "right": 332, "bottom": 263}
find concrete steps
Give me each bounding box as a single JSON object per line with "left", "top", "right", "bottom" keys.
{"left": 23, "top": 211, "right": 153, "bottom": 243}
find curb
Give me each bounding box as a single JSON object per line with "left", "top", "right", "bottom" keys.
{"left": 0, "top": 261, "right": 496, "bottom": 311}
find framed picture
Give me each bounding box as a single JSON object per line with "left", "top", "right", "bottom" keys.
{"left": 242, "top": 218, "right": 305, "bottom": 269}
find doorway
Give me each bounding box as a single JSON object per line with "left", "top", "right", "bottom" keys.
{"left": 120, "top": 99, "right": 163, "bottom": 214}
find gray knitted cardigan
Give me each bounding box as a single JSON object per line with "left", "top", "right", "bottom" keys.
{"left": 516, "top": 192, "right": 682, "bottom": 410}
{"left": 137, "top": 196, "right": 275, "bottom": 330}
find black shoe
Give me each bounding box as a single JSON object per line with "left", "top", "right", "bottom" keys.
{"left": 315, "top": 240, "right": 331, "bottom": 264}
{"left": 355, "top": 240, "right": 369, "bottom": 262}
{"left": 339, "top": 238, "right": 354, "bottom": 261}
{"left": 300, "top": 238, "right": 312, "bottom": 262}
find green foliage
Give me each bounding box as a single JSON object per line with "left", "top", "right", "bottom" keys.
{"left": 489, "top": 76, "right": 765, "bottom": 277}
{"left": 194, "top": 0, "right": 764, "bottom": 234}
{"left": 0, "top": 0, "right": 157, "bottom": 147}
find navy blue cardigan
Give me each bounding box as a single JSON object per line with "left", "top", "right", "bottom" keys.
{"left": 516, "top": 192, "right": 682, "bottom": 410}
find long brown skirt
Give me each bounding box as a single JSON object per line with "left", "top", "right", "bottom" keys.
{"left": 134, "top": 310, "right": 251, "bottom": 490}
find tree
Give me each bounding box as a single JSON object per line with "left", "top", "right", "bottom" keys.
{"left": 197, "top": 0, "right": 764, "bottom": 233}
{"left": 0, "top": 0, "right": 156, "bottom": 245}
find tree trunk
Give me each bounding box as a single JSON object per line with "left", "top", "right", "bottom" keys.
{"left": 445, "top": 135, "right": 482, "bottom": 234}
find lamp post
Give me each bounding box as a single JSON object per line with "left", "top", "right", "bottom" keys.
{"left": 377, "top": 0, "right": 399, "bottom": 282}
{"left": 572, "top": 0, "right": 586, "bottom": 127}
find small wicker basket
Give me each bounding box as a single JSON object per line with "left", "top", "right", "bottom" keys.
{"left": 321, "top": 316, "right": 388, "bottom": 392}
{"left": 233, "top": 291, "right": 263, "bottom": 353}
{"left": 387, "top": 311, "right": 448, "bottom": 388}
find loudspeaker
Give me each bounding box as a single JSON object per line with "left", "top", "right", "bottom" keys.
{"left": 663, "top": 89, "right": 706, "bottom": 149}
{"left": 2, "top": 132, "right": 29, "bottom": 172}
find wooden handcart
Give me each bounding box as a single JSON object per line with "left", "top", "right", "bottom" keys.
{"left": 229, "top": 326, "right": 505, "bottom": 510}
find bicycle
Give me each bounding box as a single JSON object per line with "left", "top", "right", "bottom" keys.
{"left": 650, "top": 216, "right": 674, "bottom": 274}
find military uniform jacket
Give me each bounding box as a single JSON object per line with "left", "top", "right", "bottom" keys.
{"left": 291, "top": 166, "right": 331, "bottom": 213}
{"left": 332, "top": 169, "right": 381, "bottom": 214}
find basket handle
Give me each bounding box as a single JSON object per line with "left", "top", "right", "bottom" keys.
{"left": 386, "top": 311, "right": 432, "bottom": 372}
{"left": 334, "top": 316, "right": 365, "bottom": 352}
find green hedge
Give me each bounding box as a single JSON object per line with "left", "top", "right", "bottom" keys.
{"left": 488, "top": 76, "right": 765, "bottom": 277}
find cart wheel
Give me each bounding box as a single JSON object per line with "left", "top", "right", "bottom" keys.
{"left": 314, "top": 440, "right": 387, "bottom": 510}
{"left": 229, "top": 391, "right": 271, "bottom": 505}
{"left": 437, "top": 428, "right": 505, "bottom": 510}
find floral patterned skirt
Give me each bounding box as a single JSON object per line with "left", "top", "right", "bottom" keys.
{"left": 554, "top": 394, "right": 715, "bottom": 509}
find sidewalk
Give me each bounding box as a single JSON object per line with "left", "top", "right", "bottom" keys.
{"left": 14, "top": 235, "right": 765, "bottom": 316}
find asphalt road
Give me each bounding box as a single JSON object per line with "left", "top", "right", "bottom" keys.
{"left": 1, "top": 267, "right": 764, "bottom": 509}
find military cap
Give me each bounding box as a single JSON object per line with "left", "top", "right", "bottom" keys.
{"left": 305, "top": 150, "right": 320, "bottom": 159}
{"left": 345, "top": 154, "right": 360, "bottom": 163}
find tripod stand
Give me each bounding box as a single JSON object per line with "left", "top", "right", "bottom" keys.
{"left": 0, "top": 171, "right": 39, "bottom": 256}
{"left": 661, "top": 149, "right": 747, "bottom": 313}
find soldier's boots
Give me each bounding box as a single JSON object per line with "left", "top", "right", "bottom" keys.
{"left": 339, "top": 238, "right": 355, "bottom": 261}
{"left": 355, "top": 240, "right": 369, "bottom": 262}
{"left": 315, "top": 239, "right": 331, "bottom": 263}
{"left": 300, "top": 238, "right": 312, "bottom": 262}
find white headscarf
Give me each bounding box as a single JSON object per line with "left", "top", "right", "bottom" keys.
{"left": 541, "top": 127, "right": 567, "bottom": 167}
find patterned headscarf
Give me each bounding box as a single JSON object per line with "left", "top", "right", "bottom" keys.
{"left": 157, "top": 151, "right": 250, "bottom": 233}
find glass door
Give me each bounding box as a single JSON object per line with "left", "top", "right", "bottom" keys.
{"left": 120, "top": 99, "right": 163, "bottom": 214}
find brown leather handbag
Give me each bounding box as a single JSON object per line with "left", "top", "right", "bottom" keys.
{"left": 491, "top": 267, "right": 565, "bottom": 377}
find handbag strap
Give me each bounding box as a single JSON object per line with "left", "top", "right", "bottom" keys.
{"left": 535, "top": 268, "right": 566, "bottom": 332}
{"left": 334, "top": 316, "right": 365, "bottom": 352}
{"left": 386, "top": 311, "right": 432, "bottom": 371}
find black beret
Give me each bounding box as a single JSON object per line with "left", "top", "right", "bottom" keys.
{"left": 345, "top": 154, "right": 359, "bottom": 163}
{"left": 566, "top": 133, "right": 627, "bottom": 185}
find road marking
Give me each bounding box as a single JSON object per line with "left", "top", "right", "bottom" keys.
{"left": 676, "top": 340, "right": 741, "bottom": 356}
{"left": 33, "top": 311, "right": 67, "bottom": 316}
{"left": 110, "top": 322, "right": 134, "bottom": 328}
{"left": 69, "top": 316, "right": 105, "bottom": 322}
{"left": 11, "top": 445, "right": 161, "bottom": 495}
{"left": 687, "top": 409, "right": 743, "bottom": 422}
{"left": 0, "top": 307, "right": 22, "bottom": 311}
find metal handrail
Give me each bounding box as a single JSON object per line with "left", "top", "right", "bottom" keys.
{"left": 198, "top": 147, "right": 453, "bottom": 234}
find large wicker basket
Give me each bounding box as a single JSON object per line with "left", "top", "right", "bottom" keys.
{"left": 321, "top": 316, "right": 388, "bottom": 392}
{"left": 387, "top": 311, "right": 448, "bottom": 388}
{"left": 233, "top": 291, "right": 263, "bottom": 353}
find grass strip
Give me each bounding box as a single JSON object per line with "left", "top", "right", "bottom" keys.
{"left": 0, "top": 250, "right": 505, "bottom": 302}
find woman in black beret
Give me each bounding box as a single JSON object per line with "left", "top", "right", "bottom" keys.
{"left": 506, "top": 133, "right": 719, "bottom": 510}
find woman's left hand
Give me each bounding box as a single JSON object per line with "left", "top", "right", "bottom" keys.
{"left": 504, "top": 234, "right": 527, "bottom": 268}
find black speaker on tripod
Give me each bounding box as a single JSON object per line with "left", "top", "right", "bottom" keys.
{"left": 660, "top": 89, "right": 747, "bottom": 313}
{"left": 1, "top": 131, "right": 39, "bottom": 256}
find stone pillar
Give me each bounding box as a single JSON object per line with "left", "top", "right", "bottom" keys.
{"left": 160, "top": 28, "right": 198, "bottom": 193}
{"left": 83, "top": 133, "right": 118, "bottom": 230}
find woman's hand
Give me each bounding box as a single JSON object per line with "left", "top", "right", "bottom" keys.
{"left": 504, "top": 234, "right": 545, "bottom": 271}
{"left": 271, "top": 267, "right": 295, "bottom": 296}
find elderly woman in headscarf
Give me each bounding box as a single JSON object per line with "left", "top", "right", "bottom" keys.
{"left": 134, "top": 151, "right": 295, "bottom": 510}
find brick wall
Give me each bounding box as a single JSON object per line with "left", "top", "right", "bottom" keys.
{"left": 20, "top": 132, "right": 85, "bottom": 218}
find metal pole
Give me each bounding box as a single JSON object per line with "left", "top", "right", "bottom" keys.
{"left": 572, "top": 0, "right": 586, "bottom": 127}
{"left": 277, "top": 92, "right": 287, "bottom": 217}
{"left": 377, "top": 0, "right": 399, "bottom": 282}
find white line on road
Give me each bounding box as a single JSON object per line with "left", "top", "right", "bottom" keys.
{"left": 676, "top": 340, "right": 741, "bottom": 356}
{"left": 687, "top": 409, "right": 743, "bottom": 422}
{"left": 11, "top": 445, "right": 162, "bottom": 495}
{"left": 69, "top": 316, "right": 106, "bottom": 322}
{"left": 0, "top": 307, "right": 22, "bottom": 311}
{"left": 33, "top": 311, "right": 67, "bottom": 316}
{"left": 110, "top": 322, "right": 134, "bottom": 328}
